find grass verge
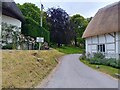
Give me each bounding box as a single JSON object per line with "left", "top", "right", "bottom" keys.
{"left": 2, "top": 50, "right": 64, "bottom": 88}
{"left": 80, "top": 59, "right": 119, "bottom": 79}
{"left": 54, "top": 46, "right": 84, "bottom": 54}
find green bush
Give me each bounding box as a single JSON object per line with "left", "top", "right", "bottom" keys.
{"left": 2, "top": 44, "right": 13, "bottom": 49}
{"left": 90, "top": 58, "right": 120, "bottom": 69}
{"left": 82, "top": 52, "right": 120, "bottom": 69}
{"left": 89, "top": 58, "right": 101, "bottom": 65}
{"left": 93, "top": 53, "right": 105, "bottom": 59}
{"left": 80, "top": 55, "right": 86, "bottom": 60}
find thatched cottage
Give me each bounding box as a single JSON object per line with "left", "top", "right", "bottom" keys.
{"left": 0, "top": 0, "right": 24, "bottom": 48}
{"left": 82, "top": 2, "right": 120, "bottom": 59}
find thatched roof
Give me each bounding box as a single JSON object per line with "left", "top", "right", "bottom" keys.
{"left": 0, "top": 0, "right": 24, "bottom": 22}
{"left": 82, "top": 2, "right": 120, "bottom": 38}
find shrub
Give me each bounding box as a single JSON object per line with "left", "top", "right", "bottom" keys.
{"left": 117, "top": 59, "right": 120, "bottom": 68}
{"left": 2, "top": 44, "right": 13, "bottom": 49}
{"left": 80, "top": 52, "right": 120, "bottom": 69}
{"left": 91, "top": 58, "right": 120, "bottom": 69}
{"left": 80, "top": 54, "right": 86, "bottom": 60}
{"left": 93, "top": 53, "right": 105, "bottom": 59}
{"left": 99, "top": 58, "right": 107, "bottom": 65}
{"left": 89, "top": 58, "right": 102, "bottom": 65}
{"left": 86, "top": 52, "right": 91, "bottom": 58}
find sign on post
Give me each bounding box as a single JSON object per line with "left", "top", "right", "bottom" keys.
{"left": 36, "top": 37, "right": 44, "bottom": 43}
{"left": 36, "top": 37, "right": 44, "bottom": 50}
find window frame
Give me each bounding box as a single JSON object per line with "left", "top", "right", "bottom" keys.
{"left": 97, "top": 44, "right": 105, "bottom": 53}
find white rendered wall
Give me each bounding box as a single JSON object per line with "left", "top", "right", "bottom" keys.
{"left": 91, "top": 36, "right": 98, "bottom": 53}
{"left": 2, "top": 15, "right": 22, "bottom": 28}
{"left": 86, "top": 38, "right": 92, "bottom": 54}
{"left": 106, "top": 33, "right": 115, "bottom": 54}
{"left": 99, "top": 35, "right": 105, "bottom": 44}
{"left": 118, "top": 32, "right": 120, "bottom": 54}
{"left": 116, "top": 32, "right": 120, "bottom": 58}
{"left": 106, "top": 33, "right": 115, "bottom": 43}
{"left": 92, "top": 36, "right": 98, "bottom": 44}
{"left": 85, "top": 32, "right": 119, "bottom": 59}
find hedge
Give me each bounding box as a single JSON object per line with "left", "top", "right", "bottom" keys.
{"left": 22, "top": 17, "right": 50, "bottom": 43}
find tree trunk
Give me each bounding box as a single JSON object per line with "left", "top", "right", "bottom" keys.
{"left": 58, "top": 43, "right": 61, "bottom": 47}
{"left": 74, "top": 36, "right": 77, "bottom": 46}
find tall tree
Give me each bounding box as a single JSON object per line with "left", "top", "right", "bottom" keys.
{"left": 70, "top": 14, "right": 88, "bottom": 47}
{"left": 47, "top": 7, "right": 74, "bottom": 47}
{"left": 17, "top": 3, "right": 49, "bottom": 37}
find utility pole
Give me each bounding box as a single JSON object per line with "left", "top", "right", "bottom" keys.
{"left": 40, "top": 0, "right": 43, "bottom": 27}
{"left": 38, "top": 0, "right": 44, "bottom": 50}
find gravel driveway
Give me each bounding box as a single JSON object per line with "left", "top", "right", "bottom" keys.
{"left": 41, "top": 54, "right": 118, "bottom": 88}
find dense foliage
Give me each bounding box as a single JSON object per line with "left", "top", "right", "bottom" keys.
{"left": 80, "top": 53, "right": 120, "bottom": 69}
{"left": 1, "top": 22, "right": 21, "bottom": 49}
{"left": 17, "top": 3, "right": 50, "bottom": 42}
{"left": 17, "top": 3, "right": 89, "bottom": 47}
{"left": 70, "top": 14, "right": 88, "bottom": 47}
{"left": 47, "top": 7, "right": 74, "bottom": 47}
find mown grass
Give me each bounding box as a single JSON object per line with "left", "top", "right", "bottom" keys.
{"left": 2, "top": 50, "right": 64, "bottom": 88}
{"left": 54, "top": 46, "right": 84, "bottom": 54}
{"left": 80, "top": 59, "right": 119, "bottom": 78}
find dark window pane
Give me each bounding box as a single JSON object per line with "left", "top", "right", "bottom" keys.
{"left": 97, "top": 44, "right": 105, "bottom": 52}
{"left": 103, "top": 44, "right": 105, "bottom": 52}
{"left": 100, "top": 45, "right": 102, "bottom": 52}
{"left": 97, "top": 45, "right": 99, "bottom": 51}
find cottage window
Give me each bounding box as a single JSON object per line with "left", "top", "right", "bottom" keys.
{"left": 97, "top": 44, "right": 105, "bottom": 52}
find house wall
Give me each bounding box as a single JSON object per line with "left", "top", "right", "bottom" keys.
{"left": 86, "top": 32, "right": 120, "bottom": 59}
{"left": 1, "top": 15, "right": 22, "bottom": 48}
{"left": 116, "top": 32, "right": 120, "bottom": 58}
{"left": 118, "top": 32, "right": 120, "bottom": 54}
{"left": 2, "top": 15, "right": 22, "bottom": 28}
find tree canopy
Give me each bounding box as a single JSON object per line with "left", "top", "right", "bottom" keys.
{"left": 70, "top": 14, "right": 88, "bottom": 47}
{"left": 17, "top": 3, "right": 89, "bottom": 47}
{"left": 17, "top": 3, "right": 50, "bottom": 42}
{"left": 47, "top": 7, "right": 74, "bottom": 47}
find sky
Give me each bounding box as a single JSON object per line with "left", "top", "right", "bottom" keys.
{"left": 14, "top": 0, "right": 120, "bottom": 18}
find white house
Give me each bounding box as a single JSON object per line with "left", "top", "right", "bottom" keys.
{"left": 0, "top": 0, "right": 24, "bottom": 49}
{"left": 82, "top": 2, "right": 120, "bottom": 59}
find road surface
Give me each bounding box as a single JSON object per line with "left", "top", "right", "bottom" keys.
{"left": 40, "top": 54, "right": 118, "bottom": 88}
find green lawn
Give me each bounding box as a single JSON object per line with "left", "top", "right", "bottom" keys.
{"left": 54, "top": 46, "right": 84, "bottom": 54}
{"left": 80, "top": 59, "right": 119, "bottom": 79}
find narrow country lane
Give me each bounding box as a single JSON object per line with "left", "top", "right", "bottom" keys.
{"left": 40, "top": 54, "right": 118, "bottom": 88}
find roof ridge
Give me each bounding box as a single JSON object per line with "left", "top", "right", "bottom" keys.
{"left": 82, "top": 1, "right": 119, "bottom": 38}
{"left": 99, "top": 1, "right": 119, "bottom": 11}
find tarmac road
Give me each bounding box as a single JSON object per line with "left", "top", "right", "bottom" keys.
{"left": 42, "top": 54, "right": 118, "bottom": 88}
